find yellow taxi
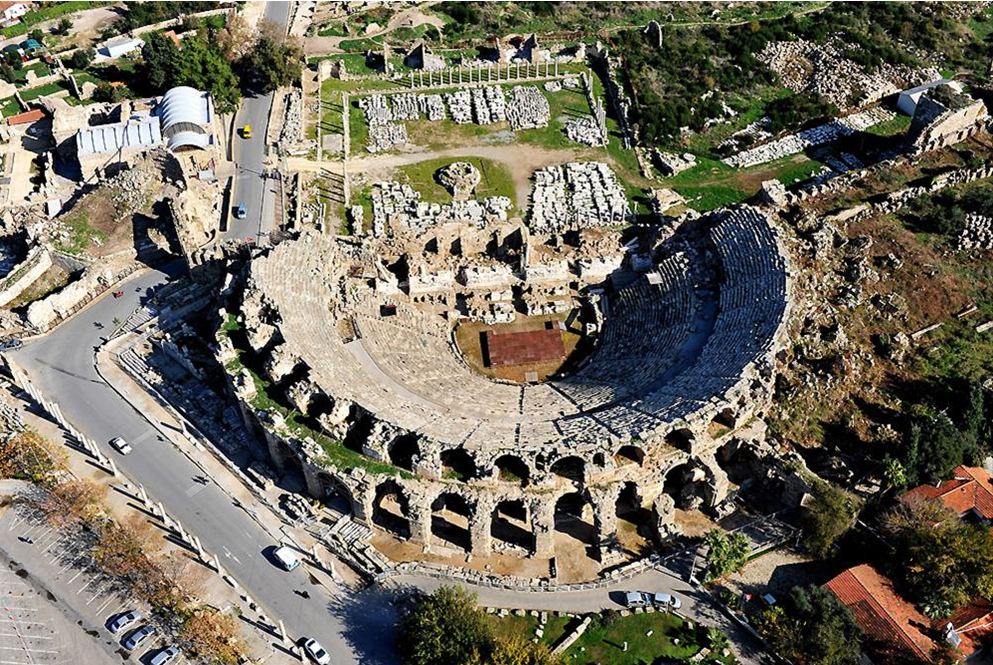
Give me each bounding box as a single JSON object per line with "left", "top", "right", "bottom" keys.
{"left": 241, "top": 124, "right": 253, "bottom": 139}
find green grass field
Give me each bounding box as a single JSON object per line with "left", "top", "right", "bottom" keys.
{"left": 397, "top": 155, "right": 517, "bottom": 210}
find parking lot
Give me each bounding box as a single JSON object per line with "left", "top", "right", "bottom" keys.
{"left": 1, "top": 504, "right": 183, "bottom": 664}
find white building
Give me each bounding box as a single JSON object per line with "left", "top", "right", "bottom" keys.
{"left": 100, "top": 36, "right": 145, "bottom": 59}
{"left": 897, "top": 79, "right": 963, "bottom": 116}
{"left": 0, "top": 2, "right": 31, "bottom": 24}
{"left": 154, "top": 86, "right": 215, "bottom": 152}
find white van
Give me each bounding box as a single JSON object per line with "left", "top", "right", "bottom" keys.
{"left": 273, "top": 545, "right": 301, "bottom": 571}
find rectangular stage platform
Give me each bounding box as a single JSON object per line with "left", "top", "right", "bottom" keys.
{"left": 484, "top": 323, "right": 566, "bottom": 367}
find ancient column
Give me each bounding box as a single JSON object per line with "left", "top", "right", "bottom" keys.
{"left": 590, "top": 486, "right": 620, "bottom": 561}
{"left": 470, "top": 494, "right": 495, "bottom": 557}
{"left": 409, "top": 495, "right": 432, "bottom": 548}
{"left": 531, "top": 495, "right": 556, "bottom": 557}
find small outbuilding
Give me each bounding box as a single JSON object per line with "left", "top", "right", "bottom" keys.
{"left": 100, "top": 36, "right": 144, "bottom": 59}
{"left": 896, "top": 79, "right": 962, "bottom": 116}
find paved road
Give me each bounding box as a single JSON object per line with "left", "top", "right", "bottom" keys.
{"left": 10, "top": 267, "right": 399, "bottom": 665}
{"left": 225, "top": 0, "right": 292, "bottom": 244}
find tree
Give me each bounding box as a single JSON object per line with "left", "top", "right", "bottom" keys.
{"left": 55, "top": 17, "right": 73, "bottom": 36}
{"left": 140, "top": 32, "right": 181, "bottom": 90}
{"left": 40, "top": 479, "right": 105, "bottom": 528}
{"left": 215, "top": 13, "right": 253, "bottom": 62}
{"left": 488, "top": 636, "right": 561, "bottom": 665}
{"left": 180, "top": 607, "right": 246, "bottom": 665}
{"left": 398, "top": 586, "right": 494, "bottom": 665}
{"left": 67, "top": 48, "right": 95, "bottom": 71}
{"left": 92, "top": 82, "right": 127, "bottom": 103}
{"left": 140, "top": 32, "right": 241, "bottom": 112}
{"left": 758, "top": 586, "right": 863, "bottom": 665}
{"left": 240, "top": 22, "right": 303, "bottom": 94}
{"left": 702, "top": 529, "right": 750, "bottom": 582}
{"left": 0, "top": 62, "right": 16, "bottom": 84}
{"left": 883, "top": 497, "right": 993, "bottom": 616}
{"left": 800, "top": 481, "right": 860, "bottom": 558}
{"left": 0, "top": 430, "right": 65, "bottom": 485}
{"left": 901, "top": 404, "right": 975, "bottom": 486}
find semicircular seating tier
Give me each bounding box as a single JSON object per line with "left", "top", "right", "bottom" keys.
{"left": 247, "top": 206, "right": 790, "bottom": 454}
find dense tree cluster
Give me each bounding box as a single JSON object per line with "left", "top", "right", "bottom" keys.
{"left": 398, "top": 586, "right": 561, "bottom": 665}
{"left": 800, "top": 481, "right": 860, "bottom": 558}
{"left": 116, "top": 2, "right": 216, "bottom": 34}
{"left": 883, "top": 497, "right": 993, "bottom": 617}
{"left": 764, "top": 92, "right": 837, "bottom": 134}
{"left": 895, "top": 377, "right": 990, "bottom": 487}
{"left": 754, "top": 586, "right": 863, "bottom": 665}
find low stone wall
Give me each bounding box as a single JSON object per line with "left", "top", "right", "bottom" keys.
{"left": 0, "top": 245, "right": 51, "bottom": 309}
{"left": 25, "top": 261, "right": 140, "bottom": 331}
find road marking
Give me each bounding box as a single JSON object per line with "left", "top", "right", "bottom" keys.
{"left": 76, "top": 573, "right": 102, "bottom": 594}
{"left": 185, "top": 483, "right": 208, "bottom": 498}
{"left": 0, "top": 645, "right": 58, "bottom": 655}
{"left": 0, "top": 634, "right": 51, "bottom": 641}
{"left": 131, "top": 429, "right": 158, "bottom": 446}
{"left": 221, "top": 547, "right": 241, "bottom": 564}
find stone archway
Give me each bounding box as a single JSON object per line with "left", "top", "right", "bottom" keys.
{"left": 431, "top": 492, "right": 473, "bottom": 551}
{"left": 440, "top": 448, "right": 477, "bottom": 481}
{"left": 708, "top": 408, "right": 737, "bottom": 437}
{"left": 550, "top": 456, "right": 585, "bottom": 483}
{"left": 494, "top": 454, "right": 530, "bottom": 486}
{"left": 553, "top": 491, "right": 597, "bottom": 545}
{"left": 490, "top": 499, "right": 533, "bottom": 551}
{"left": 662, "top": 462, "right": 709, "bottom": 510}
{"left": 665, "top": 428, "right": 695, "bottom": 453}
{"left": 389, "top": 434, "right": 420, "bottom": 472}
{"left": 615, "top": 481, "right": 656, "bottom": 555}
{"left": 614, "top": 444, "right": 645, "bottom": 467}
{"left": 372, "top": 479, "right": 411, "bottom": 539}
{"left": 317, "top": 471, "right": 352, "bottom": 514}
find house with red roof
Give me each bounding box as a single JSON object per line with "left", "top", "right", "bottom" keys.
{"left": 901, "top": 466, "right": 993, "bottom": 523}
{"left": 825, "top": 564, "right": 937, "bottom": 663}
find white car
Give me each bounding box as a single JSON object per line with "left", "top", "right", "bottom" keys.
{"left": 150, "top": 646, "right": 181, "bottom": 665}
{"left": 273, "top": 545, "right": 301, "bottom": 571}
{"left": 652, "top": 592, "right": 682, "bottom": 610}
{"left": 109, "top": 437, "right": 132, "bottom": 455}
{"left": 623, "top": 591, "right": 650, "bottom": 608}
{"left": 304, "top": 637, "right": 331, "bottom": 664}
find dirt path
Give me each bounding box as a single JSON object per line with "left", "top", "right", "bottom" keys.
{"left": 345, "top": 143, "right": 590, "bottom": 207}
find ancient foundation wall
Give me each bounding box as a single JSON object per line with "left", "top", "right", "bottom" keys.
{"left": 0, "top": 245, "right": 51, "bottom": 308}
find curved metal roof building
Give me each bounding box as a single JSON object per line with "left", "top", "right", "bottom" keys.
{"left": 155, "top": 86, "right": 214, "bottom": 152}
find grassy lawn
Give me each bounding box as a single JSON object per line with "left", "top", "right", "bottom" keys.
{"left": 396, "top": 155, "right": 517, "bottom": 209}
{"left": 55, "top": 211, "right": 107, "bottom": 256}
{"left": 0, "top": 1, "right": 105, "bottom": 38}
{"left": 0, "top": 96, "right": 22, "bottom": 117}
{"left": 490, "top": 611, "right": 733, "bottom": 664}
{"left": 863, "top": 114, "right": 912, "bottom": 137}
{"left": 20, "top": 81, "right": 69, "bottom": 102}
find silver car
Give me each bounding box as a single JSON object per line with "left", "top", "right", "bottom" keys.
{"left": 150, "top": 646, "right": 181, "bottom": 665}
{"left": 122, "top": 624, "right": 156, "bottom": 650}
{"left": 108, "top": 609, "right": 142, "bottom": 634}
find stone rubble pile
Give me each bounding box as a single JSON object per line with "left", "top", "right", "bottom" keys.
{"left": 564, "top": 114, "right": 607, "bottom": 146}
{"left": 655, "top": 151, "right": 696, "bottom": 177}
{"left": 759, "top": 39, "right": 939, "bottom": 111}
{"left": 358, "top": 94, "right": 391, "bottom": 125}
{"left": 530, "top": 162, "right": 630, "bottom": 233}
{"left": 724, "top": 107, "right": 896, "bottom": 168}
{"left": 437, "top": 162, "right": 482, "bottom": 201}
{"left": 505, "top": 86, "right": 550, "bottom": 130}
{"left": 471, "top": 85, "right": 507, "bottom": 124}
{"left": 372, "top": 181, "right": 512, "bottom": 236}
{"left": 958, "top": 213, "right": 993, "bottom": 250}
{"left": 445, "top": 89, "right": 473, "bottom": 124}
{"left": 419, "top": 93, "right": 446, "bottom": 121}
{"left": 278, "top": 88, "right": 304, "bottom": 146}
{"left": 366, "top": 123, "right": 408, "bottom": 153}
{"left": 389, "top": 93, "right": 420, "bottom": 121}
{"left": 543, "top": 80, "right": 562, "bottom": 93}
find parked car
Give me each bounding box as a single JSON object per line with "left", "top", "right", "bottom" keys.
{"left": 623, "top": 591, "right": 650, "bottom": 609}
{"left": 234, "top": 203, "right": 247, "bottom": 220}
{"left": 303, "top": 637, "right": 331, "bottom": 665}
{"left": 241, "top": 124, "right": 253, "bottom": 139}
{"left": 149, "top": 645, "right": 181, "bottom": 665}
{"left": 273, "top": 545, "right": 301, "bottom": 571}
{"left": 108, "top": 609, "right": 142, "bottom": 634}
{"left": 652, "top": 592, "right": 682, "bottom": 610}
{"left": 109, "top": 437, "right": 132, "bottom": 455}
{"left": 122, "top": 624, "right": 156, "bottom": 650}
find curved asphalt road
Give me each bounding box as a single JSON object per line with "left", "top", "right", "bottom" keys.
{"left": 10, "top": 267, "right": 398, "bottom": 664}
{"left": 224, "top": 0, "right": 292, "bottom": 243}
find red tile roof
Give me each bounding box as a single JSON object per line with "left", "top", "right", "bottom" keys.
{"left": 825, "top": 564, "right": 936, "bottom": 663}
{"left": 7, "top": 108, "right": 44, "bottom": 125}
{"left": 942, "top": 598, "right": 993, "bottom": 657}
{"left": 902, "top": 466, "right": 993, "bottom": 521}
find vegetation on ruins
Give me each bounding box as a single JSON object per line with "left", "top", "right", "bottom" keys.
{"left": 115, "top": 1, "right": 216, "bottom": 34}
{"left": 702, "top": 529, "right": 750, "bottom": 582}
{"left": 753, "top": 585, "right": 863, "bottom": 665}
{"left": 799, "top": 481, "right": 859, "bottom": 558}
{"left": 900, "top": 184, "right": 993, "bottom": 238}
{"left": 882, "top": 497, "right": 993, "bottom": 618}
{"left": 398, "top": 586, "right": 561, "bottom": 665}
